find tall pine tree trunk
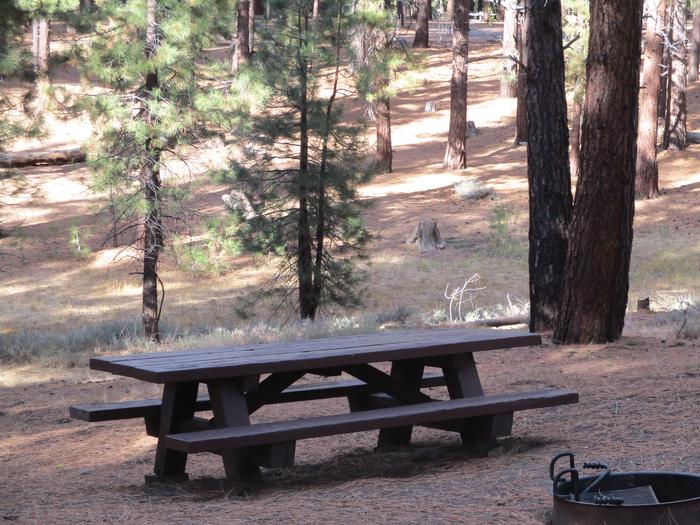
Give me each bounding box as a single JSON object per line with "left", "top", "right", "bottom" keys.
{"left": 232, "top": 0, "right": 250, "bottom": 71}
{"left": 296, "top": 8, "right": 314, "bottom": 320}
{"left": 636, "top": 0, "right": 666, "bottom": 199}
{"left": 443, "top": 0, "right": 469, "bottom": 170}
{"left": 663, "top": 0, "right": 687, "bottom": 150}
{"left": 525, "top": 0, "right": 572, "bottom": 333}
{"left": 313, "top": 0, "right": 320, "bottom": 19}
{"left": 142, "top": 0, "right": 163, "bottom": 342}
{"left": 413, "top": 0, "right": 430, "bottom": 47}
{"left": 500, "top": 1, "right": 518, "bottom": 98}
{"left": 32, "top": 18, "right": 50, "bottom": 80}
{"left": 690, "top": 5, "right": 700, "bottom": 82}
{"left": 514, "top": 1, "right": 528, "bottom": 145}
{"left": 554, "top": 0, "right": 643, "bottom": 344}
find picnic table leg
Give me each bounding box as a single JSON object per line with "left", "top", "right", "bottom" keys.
{"left": 207, "top": 379, "right": 262, "bottom": 483}
{"left": 441, "top": 353, "right": 512, "bottom": 456}
{"left": 376, "top": 360, "right": 425, "bottom": 448}
{"left": 151, "top": 381, "right": 199, "bottom": 481}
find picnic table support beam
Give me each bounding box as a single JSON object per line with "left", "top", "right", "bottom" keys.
{"left": 150, "top": 381, "right": 199, "bottom": 482}
{"left": 352, "top": 361, "right": 426, "bottom": 448}
{"left": 207, "top": 379, "right": 262, "bottom": 483}
{"left": 440, "top": 353, "right": 510, "bottom": 455}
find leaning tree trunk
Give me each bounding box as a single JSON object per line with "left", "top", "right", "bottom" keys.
{"left": 690, "top": 5, "right": 700, "bottom": 82}
{"left": 413, "top": 0, "right": 430, "bottom": 48}
{"left": 142, "top": 0, "right": 163, "bottom": 343}
{"left": 514, "top": 0, "right": 528, "bottom": 145}
{"left": 636, "top": 0, "right": 666, "bottom": 199}
{"left": 570, "top": 86, "right": 583, "bottom": 180}
{"left": 554, "top": 0, "right": 643, "bottom": 344}
{"left": 525, "top": 0, "right": 572, "bottom": 333}
{"left": 500, "top": 0, "right": 518, "bottom": 98}
{"left": 232, "top": 0, "right": 250, "bottom": 71}
{"left": 443, "top": 0, "right": 469, "bottom": 170}
{"left": 663, "top": 0, "right": 687, "bottom": 151}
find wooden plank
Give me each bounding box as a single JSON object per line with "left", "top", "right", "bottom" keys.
{"left": 90, "top": 330, "right": 541, "bottom": 383}
{"left": 94, "top": 328, "right": 516, "bottom": 364}
{"left": 69, "top": 373, "right": 448, "bottom": 422}
{"left": 93, "top": 329, "right": 540, "bottom": 370}
{"left": 164, "top": 388, "right": 579, "bottom": 453}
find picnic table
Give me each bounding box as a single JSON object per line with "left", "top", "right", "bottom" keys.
{"left": 70, "top": 327, "right": 578, "bottom": 483}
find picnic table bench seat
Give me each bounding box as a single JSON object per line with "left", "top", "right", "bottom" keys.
{"left": 165, "top": 388, "right": 578, "bottom": 453}
{"left": 69, "top": 372, "right": 448, "bottom": 422}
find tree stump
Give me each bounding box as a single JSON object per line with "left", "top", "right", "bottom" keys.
{"left": 424, "top": 101, "right": 438, "bottom": 113}
{"left": 405, "top": 220, "right": 447, "bottom": 252}
{"left": 637, "top": 297, "right": 651, "bottom": 311}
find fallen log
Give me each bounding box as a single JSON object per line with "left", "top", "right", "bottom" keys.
{"left": 0, "top": 147, "right": 86, "bottom": 168}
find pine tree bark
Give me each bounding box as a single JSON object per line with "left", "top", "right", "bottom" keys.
{"left": 570, "top": 88, "right": 582, "bottom": 179}
{"left": 313, "top": 0, "right": 320, "bottom": 19}
{"left": 553, "top": 0, "right": 643, "bottom": 344}
{"left": 663, "top": 0, "right": 687, "bottom": 150}
{"left": 249, "top": 0, "right": 256, "bottom": 53}
{"left": 690, "top": 5, "right": 700, "bottom": 82}
{"left": 376, "top": 97, "right": 393, "bottom": 173}
{"left": 525, "top": 0, "right": 572, "bottom": 333}
{"left": 500, "top": 1, "right": 518, "bottom": 98}
{"left": 636, "top": 0, "right": 666, "bottom": 199}
{"left": 514, "top": 1, "right": 528, "bottom": 145}
{"left": 413, "top": 0, "right": 430, "bottom": 48}
{"left": 443, "top": 0, "right": 469, "bottom": 170}
{"left": 142, "top": 0, "right": 163, "bottom": 342}
{"left": 232, "top": 0, "right": 250, "bottom": 71}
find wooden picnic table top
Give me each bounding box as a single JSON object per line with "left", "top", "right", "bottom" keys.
{"left": 90, "top": 327, "right": 541, "bottom": 383}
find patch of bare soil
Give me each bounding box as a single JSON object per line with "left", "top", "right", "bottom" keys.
{"left": 1, "top": 332, "right": 699, "bottom": 524}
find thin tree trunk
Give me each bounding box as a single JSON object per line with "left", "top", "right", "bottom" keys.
{"left": 525, "top": 0, "right": 572, "bottom": 333}
{"left": 554, "top": 0, "right": 643, "bottom": 344}
{"left": 570, "top": 89, "right": 582, "bottom": 179}
{"left": 413, "top": 0, "right": 430, "bottom": 47}
{"left": 447, "top": 0, "right": 455, "bottom": 19}
{"left": 33, "top": 18, "right": 50, "bottom": 80}
{"left": 690, "top": 5, "right": 700, "bottom": 82}
{"left": 233, "top": 0, "right": 250, "bottom": 71}
{"left": 636, "top": 0, "right": 666, "bottom": 199}
{"left": 296, "top": 8, "right": 314, "bottom": 320}
{"left": 443, "top": 0, "right": 469, "bottom": 170}
{"left": 249, "top": 0, "right": 256, "bottom": 54}
{"left": 663, "top": 0, "right": 687, "bottom": 150}
{"left": 514, "top": 0, "right": 528, "bottom": 145}
{"left": 142, "top": 0, "right": 163, "bottom": 342}
{"left": 313, "top": 0, "right": 320, "bottom": 19}
{"left": 500, "top": 0, "right": 518, "bottom": 98}
{"left": 311, "top": 5, "right": 343, "bottom": 314}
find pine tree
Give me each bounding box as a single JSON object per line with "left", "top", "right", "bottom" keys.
{"left": 225, "top": 0, "right": 372, "bottom": 320}
{"left": 554, "top": 0, "right": 643, "bottom": 344}
{"left": 353, "top": 1, "right": 418, "bottom": 174}
{"left": 74, "top": 0, "right": 253, "bottom": 341}
{"left": 443, "top": 0, "right": 469, "bottom": 170}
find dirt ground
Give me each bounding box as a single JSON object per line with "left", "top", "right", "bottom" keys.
{"left": 2, "top": 20, "right": 700, "bottom": 525}
{"left": 1, "top": 332, "right": 699, "bottom": 524}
